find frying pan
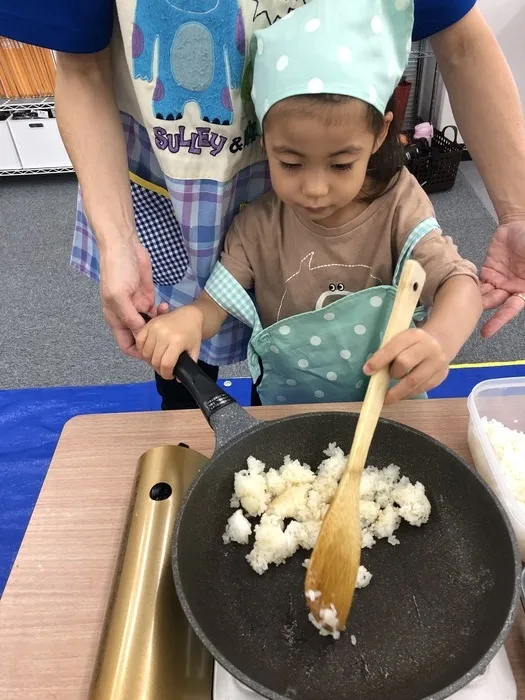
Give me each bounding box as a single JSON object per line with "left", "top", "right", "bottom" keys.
{"left": 171, "top": 354, "right": 521, "bottom": 700}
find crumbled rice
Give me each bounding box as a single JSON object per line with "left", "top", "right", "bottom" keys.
{"left": 223, "top": 443, "right": 431, "bottom": 637}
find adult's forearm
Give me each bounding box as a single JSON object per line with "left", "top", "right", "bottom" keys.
{"left": 432, "top": 6, "right": 525, "bottom": 224}
{"left": 55, "top": 49, "right": 136, "bottom": 252}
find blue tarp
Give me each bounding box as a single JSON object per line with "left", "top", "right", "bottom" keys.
{"left": 1, "top": 366, "right": 524, "bottom": 594}
{"left": 428, "top": 364, "right": 525, "bottom": 398}
{"left": 0, "top": 378, "right": 249, "bottom": 594}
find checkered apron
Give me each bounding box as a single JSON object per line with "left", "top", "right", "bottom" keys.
{"left": 206, "top": 218, "right": 437, "bottom": 405}
{"left": 71, "top": 113, "right": 272, "bottom": 367}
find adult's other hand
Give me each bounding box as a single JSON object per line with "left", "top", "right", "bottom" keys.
{"left": 99, "top": 237, "right": 157, "bottom": 357}
{"left": 480, "top": 221, "right": 525, "bottom": 338}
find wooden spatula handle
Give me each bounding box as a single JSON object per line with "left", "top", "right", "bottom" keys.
{"left": 380, "top": 260, "right": 427, "bottom": 347}
{"left": 346, "top": 260, "right": 427, "bottom": 472}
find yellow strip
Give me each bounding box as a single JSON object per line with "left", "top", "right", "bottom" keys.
{"left": 450, "top": 360, "right": 525, "bottom": 369}
{"left": 129, "top": 171, "right": 170, "bottom": 198}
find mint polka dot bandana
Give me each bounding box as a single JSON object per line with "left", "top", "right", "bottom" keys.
{"left": 251, "top": 0, "right": 414, "bottom": 127}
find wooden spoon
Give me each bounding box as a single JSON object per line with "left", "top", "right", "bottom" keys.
{"left": 305, "top": 259, "right": 427, "bottom": 632}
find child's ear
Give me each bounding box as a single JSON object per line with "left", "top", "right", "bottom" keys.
{"left": 372, "top": 111, "right": 394, "bottom": 154}
{"left": 261, "top": 134, "right": 266, "bottom": 153}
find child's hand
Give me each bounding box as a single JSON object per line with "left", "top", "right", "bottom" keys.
{"left": 363, "top": 328, "right": 449, "bottom": 404}
{"left": 135, "top": 305, "right": 204, "bottom": 380}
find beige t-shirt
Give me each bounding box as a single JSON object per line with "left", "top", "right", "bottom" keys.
{"left": 220, "top": 168, "right": 478, "bottom": 328}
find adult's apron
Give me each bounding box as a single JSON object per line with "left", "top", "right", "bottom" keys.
{"left": 206, "top": 218, "right": 438, "bottom": 405}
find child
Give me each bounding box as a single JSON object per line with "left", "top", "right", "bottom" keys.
{"left": 136, "top": 0, "right": 482, "bottom": 406}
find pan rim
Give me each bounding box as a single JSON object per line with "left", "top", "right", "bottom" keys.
{"left": 172, "top": 411, "right": 521, "bottom": 700}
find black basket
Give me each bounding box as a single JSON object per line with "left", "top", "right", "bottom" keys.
{"left": 405, "top": 126, "right": 464, "bottom": 194}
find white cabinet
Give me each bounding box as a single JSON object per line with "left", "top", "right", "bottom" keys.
{"left": 0, "top": 97, "right": 73, "bottom": 175}
{"left": 7, "top": 114, "right": 71, "bottom": 169}
{"left": 0, "top": 119, "right": 22, "bottom": 171}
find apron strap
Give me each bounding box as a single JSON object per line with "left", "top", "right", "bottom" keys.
{"left": 393, "top": 217, "right": 440, "bottom": 287}
{"left": 205, "top": 262, "right": 263, "bottom": 333}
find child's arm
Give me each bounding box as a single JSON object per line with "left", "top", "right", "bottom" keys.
{"left": 135, "top": 197, "right": 266, "bottom": 379}
{"left": 195, "top": 292, "right": 230, "bottom": 338}
{"left": 364, "top": 275, "right": 482, "bottom": 404}
{"left": 134, "top": 292, "right": 228, "bottom": 380}
{"left": 422, "top": 276, "right": 482, "bottom": 365}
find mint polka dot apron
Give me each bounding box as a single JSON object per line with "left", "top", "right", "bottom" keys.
{"left": 206, "top": 218, "right": 437, "bottom": 405}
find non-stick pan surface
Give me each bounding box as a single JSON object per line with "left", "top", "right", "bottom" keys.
{"left": 171, "top": 358, "right": 520, "bottom": 700}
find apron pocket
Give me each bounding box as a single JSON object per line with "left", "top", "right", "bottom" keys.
{"left": 131, "top": 180, "right": 189, "bottom": 286}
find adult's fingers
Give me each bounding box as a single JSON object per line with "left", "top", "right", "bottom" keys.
{"left": 479, "top": 266, "right": 500, "bottom": 287}
{"left": 104, "top": 304, "right": 142, "bottom": 358}
{"left": 112, "top": 294, "right": 147, "bottom": 333}
{"left": 479, "top": 281, "right": 494, "bottom": 297}
{"left": 111, "top": 325, "right": 141, "bottom": 359}
{"left": 480, "top": 287, "right": 509, "bottom": 311}
{"left": 480, "top": 271, "right": 525, "bottom": 296}
{"left": 481, "top": 295, "right": 525, "bottom": 338}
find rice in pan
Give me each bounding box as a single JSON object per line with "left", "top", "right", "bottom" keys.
{"left": 223, "top": 443, "right": 431, "bottom": 638}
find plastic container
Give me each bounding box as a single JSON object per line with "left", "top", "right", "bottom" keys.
{"left": 467, "top": 378, "right": 525, "bottom": 560}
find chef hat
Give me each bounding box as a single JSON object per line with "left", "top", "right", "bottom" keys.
{"left": 251, "top": 0, "right": 414, "bottom": 127}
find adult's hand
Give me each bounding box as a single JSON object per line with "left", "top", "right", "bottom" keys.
{"left": 430, "top": 8, "right": 525, "bottom": 339}
{"left": 99, "top": 236, "right": 158, "bottom": 357}
{"left": 55, "top": 51, "right": 160, "bottom": 357}
{"left": 480, "top": 221, "right": 525, "bottom": 338}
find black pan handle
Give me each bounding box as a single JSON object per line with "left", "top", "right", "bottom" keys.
{"left": 138, "top": 311, "right": 259, "bottom": 446}
{"left": 174, "top": 351, "right": 235, "bottom": 420}
{"left": 138, "top": 312, "right": 237, "bottom": 423}
{"left": 176, "top": 350, "right": 261, "bottom": 448}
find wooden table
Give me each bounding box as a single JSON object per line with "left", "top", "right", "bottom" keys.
{"left": 0, "top": 399, "right": 524, "bottom": 699}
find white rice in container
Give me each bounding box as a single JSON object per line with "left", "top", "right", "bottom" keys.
{"left": 482, "top": 417, "right": 525, "bottom": 505}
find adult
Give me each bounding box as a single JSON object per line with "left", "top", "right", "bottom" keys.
{"left": 1, "top": 0, "right": 525, "bottom": 409}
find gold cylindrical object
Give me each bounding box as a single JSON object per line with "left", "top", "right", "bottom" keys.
{"left": 89, "top": 445, "right": 213, "bottom": 700}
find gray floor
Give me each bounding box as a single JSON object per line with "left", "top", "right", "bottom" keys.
{"left": 0, "top": 165, "right": 523, "bottom": 390}
{"left": 0, "top": 175, "right": 152, "bottom": 389}
{"left": 430, "top": 167, "right": 525, "bottom": 364}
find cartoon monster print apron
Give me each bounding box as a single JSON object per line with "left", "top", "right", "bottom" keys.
{"left": 206, "top": 218, "right": 438, "bottom": 405}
